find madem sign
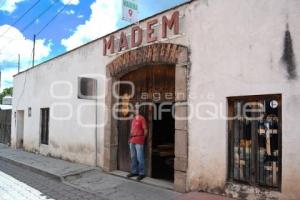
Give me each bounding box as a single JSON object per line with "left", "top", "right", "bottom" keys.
{"left": 103, "top": 11, "right": 180, "bottom": 56}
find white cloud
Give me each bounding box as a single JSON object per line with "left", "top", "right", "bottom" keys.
{"left": 0, "top": 25, "right": 52, "bottom": 63}
{"left": 64, "top": 9, "right": 75, "bottom": 15}
{"left": 77, "top": 14, "right": 84, "bottom": 18}
{"left": 61, "top": 0, "right": 80, "bottom": 5}
{"left": 0, "top": 25, "right": 52, "bottom": 83}
{"left": 0, "top": 25, "right": 52, "bottom": 87}
{"left": 0, "top": 0, "right": 25, "bottom": 13}
{"left": 61, "top": 0, "right": 121, "bottom": 51}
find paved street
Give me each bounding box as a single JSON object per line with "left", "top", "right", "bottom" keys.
{"left": 0, "top": 145, "right": 235, "bottom": 200}
{"left": 0, "top": 170, "right": 54, "bottom": 200}
{"left": 0, "top": 144, "right": 180, "bottom": 200}
{"left": 0, "top": 159, "right": 107, "bottom": 200}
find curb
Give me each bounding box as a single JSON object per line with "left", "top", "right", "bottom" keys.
{"left": 0, "top": 155, "right": 63, "bottom": 182}
{"left": 0, "top": 147, "right": 178, "bottom": 197}
{"left": 0, "top": 154, "right": 110, "bottom": 198}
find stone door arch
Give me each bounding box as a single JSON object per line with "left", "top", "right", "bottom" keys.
{"left": 104, "top": 43, "right": 189, "bottom": 192}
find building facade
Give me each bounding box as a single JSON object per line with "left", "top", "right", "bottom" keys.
{"left": 11, "top": 0, "right": 300, "bottom": 199}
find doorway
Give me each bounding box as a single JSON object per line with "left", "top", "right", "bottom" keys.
{"left": 105, "top": 43, "right": 189, "bottom": 192}
{"left": 117, "top": 64, "right": 175, "bottom": 182}
{"left": 16, "top": 110, "right": 24, "bottom": 149}
{"left": 152, "top": 103, "right": 175, "bottom": 181}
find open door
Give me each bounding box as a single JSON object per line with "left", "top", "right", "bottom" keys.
{"left": 151, "top": 103, "right": 175, "bottom": 181}
{"left": 117, "top": 117, "right": 131, "bottom": 172}
{"left": 16, "top": 110, "right": 24, "bottom": 149}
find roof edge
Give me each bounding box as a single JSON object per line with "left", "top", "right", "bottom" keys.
{"left": 14, "top": 0, "right": 194, "bottom": 78}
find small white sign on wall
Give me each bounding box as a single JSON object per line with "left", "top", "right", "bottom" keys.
{"left": 122, "top": 0, "right": 139, "bottom": 22}
{"left": 270, "top": 100, "right": 278, "bottom": 109}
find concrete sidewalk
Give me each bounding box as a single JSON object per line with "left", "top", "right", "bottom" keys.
{"left": 0, "top": 144, "right": 94, "bottom": 179}
{"left": 0, "top": 144, "right": 234, "bottom": 200}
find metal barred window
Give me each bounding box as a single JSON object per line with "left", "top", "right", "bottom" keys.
{"left": 228, "top": 94, "right": 281, "bottom": 189}
{"left": 40, "top": 108, "right": 49, "bottom": 145}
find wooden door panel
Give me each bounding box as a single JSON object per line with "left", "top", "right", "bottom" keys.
{"left": 117, "top": 119, "right": 131, "bottom": 172}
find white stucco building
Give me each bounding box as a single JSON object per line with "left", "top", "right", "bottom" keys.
{"left": 11, "top": 0, "right": 300, "bottom": 199}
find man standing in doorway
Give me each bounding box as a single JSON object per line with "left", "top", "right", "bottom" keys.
{"left": 127, "top": 107, "right": 148, "bottom": 181}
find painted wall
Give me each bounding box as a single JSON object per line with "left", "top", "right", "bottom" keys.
{"left": 185, "top": 0, "right": 300, "bottom": 199}
{"left": 11, "top": 0, "right": 300, "bottom": 199}
{"left": 11, "top": 41, "right": 111, "bottom": 166}
{"left": 11, "top": 1, "right": 189, "bottom": 167}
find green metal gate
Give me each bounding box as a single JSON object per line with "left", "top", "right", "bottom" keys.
{"left": 0, "top": 110, "right": 12, "bottom": 145}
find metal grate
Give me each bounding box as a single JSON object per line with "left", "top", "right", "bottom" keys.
{"left": 228, "top": 95, "right": 281, "bottom": 189}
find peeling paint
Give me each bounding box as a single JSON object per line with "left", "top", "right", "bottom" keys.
{"left": 225, "top": 183, "right": 281, "bottom": 200}
{"left": 50, "top": 140, "right": 59, "bottom": 149}
{"left": 10, "top": 0, "right": 300, "bottom": 199}
{"left": 67, "top": 144, "right": 93, "bottom": 154}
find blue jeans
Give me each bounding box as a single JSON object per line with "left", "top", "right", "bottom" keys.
{"left": 129, "top": 143, "right": 145, "bottom": 176}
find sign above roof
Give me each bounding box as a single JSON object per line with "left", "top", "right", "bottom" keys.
{"left": 122, "top": 0, "right": 139, "bottom": 22}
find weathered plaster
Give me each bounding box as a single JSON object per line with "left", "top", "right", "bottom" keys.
{"left": 11, "top": 0, "right": 300, "bottom": 199}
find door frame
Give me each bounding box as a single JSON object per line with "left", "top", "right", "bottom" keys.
{"left": 104, "top": 43, "right": 189, "bottom": 192}
{"left": 147, "top": 105, "right": 153, "bottom": 177}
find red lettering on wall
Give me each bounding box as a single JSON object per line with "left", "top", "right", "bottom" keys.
{"left": 103, "top": 11, "right": 181, "bottom": 56}
{"left": 103, "top": 35, "right": 115, "bottom": 56}
{"left": 147, "top": 19, "right": 158, "bottom": 43}
{"left": 131, "top": 26, "right": 143, "bottom": 48}
{"left": 119, "top": 32, "right": 129, "bottom": 52}
{"left": 162, "top": 11, "right": 179, "bottom": 38}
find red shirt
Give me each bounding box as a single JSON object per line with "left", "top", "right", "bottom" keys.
{"left": 129, "top": 115, "right": 147, "bottom": 144}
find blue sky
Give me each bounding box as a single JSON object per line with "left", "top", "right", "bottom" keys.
{"left": 0, "top": 0, "right": 189, "bottom": 89}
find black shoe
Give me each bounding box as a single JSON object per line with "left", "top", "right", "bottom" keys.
{"left": 137, "top": 175, "right": 145, "bottom": 181}
{"left": 127, "top": 173, "right": 138, "bottom": 178}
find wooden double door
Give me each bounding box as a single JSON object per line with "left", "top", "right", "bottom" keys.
{"left": 117, "top": 65, "right": 175, "bottom": 180}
